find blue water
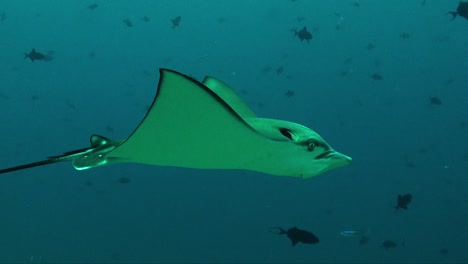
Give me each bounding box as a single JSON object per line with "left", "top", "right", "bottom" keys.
{"left": 1, "top": 0, "right": 467, "bottom": 263}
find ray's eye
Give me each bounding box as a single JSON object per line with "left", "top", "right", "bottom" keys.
{"left": 307, "top": 142, "right": 316, "bottom": 151}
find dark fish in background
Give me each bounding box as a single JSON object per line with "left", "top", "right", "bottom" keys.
{"left": 285, "top": 90, "right": 295, "bottom": 97}
{"left": 370, "top": 72, "right": 383, "bottom": 80}
{"left": 293, "top": 26, "right": 312, "bottom": 43}
{"left": 24, "top": 49, "right": 54, "bottom": 62}
{"left": 142, "top": 16, "right": 150, "bottom": 22}
{"left": 429, "top": 96, "right": 442, "bottom": 105}
{"left": 359, "top": 236, "right": 369, "bottom": 245}
{"left": 395, "top": 193, "right": 412, "bottom": 210}
{"left": 400, "top": 32, "right": 411, "bottom": 39}
{"left": 269, "top": 227, "right": 319, "bottom": 246}
{"left": 421, "top": 0, "right": 426, "bottom": 7}
{"left": 440, "top": 248, "right": 449, "bottom": 255}
{"left": 118, "top": 177, "right": 130, "bottom": 184}
{"left": 276, "top": 66, "right": 284, "bottom": 75}
{"left": 382, "top": 240, "right": 398, "bottom": 249}
{"left": 296, "top": 16, "right": 305, "bottom": 22}
{"left": 448, "top": 1, "right": 468, "bottom": 20}
{"left": 171, "top": 16, "right": 181, "bottom": 28}
{"left": 123, "top": 18, "right": 132, "bottom": 27}
{"left": 0, "top": 11, "right": 6, "bottom": 22}
{"left": 88, "top": 4, "right": 98, "bottom": 10}
{"left": 367, "top": 43, "right": 375, "bottom": 50}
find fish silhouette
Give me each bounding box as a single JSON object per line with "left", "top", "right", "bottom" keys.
{"left": 270, "top": 227, "right": 319, "bottom": 246}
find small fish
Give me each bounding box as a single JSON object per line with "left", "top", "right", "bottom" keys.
{"left": 88, "top": 4, "right": 98, "bottom": 10}
{"left": 142, "top": 16, "right": 150, "bottom": 22}
{"left": 0, "top": 11, "right": 6, "bottom": 22}
{"left": 440, "top": 248, "right": 449, "bottom": 255}
{"left": 276, "top": 66, "right": 284, "bottom": 75}
{"left": 293, "top": 26, "right": 312, "bottom": 43}
{"left": 269, "top": 227, "right": 319, "bottom": 246}
{"left": 24, "top": 49, "right": 53, "bottom": 62}
{"left": 395, "top": 193, "right": 412, "bottom": 210}
{"left": 340, "top": 229, "right": 365, "bottom": 237}
{"left": 359, "top": 236, "right": 369, "bottom": 245}
{"left": 171, "top": 16, "right": 181, "bottom": 29}
{"left": 118, "top": 177, "right": 130, "bottom": 184}
{"left": 296, "top": 16, "right": 305, "bottom": 22}
{"left": 285, "top": 90, "right": 295, "bottom": 97}
{"left": 123, "top": 18, "right": 133, "bottom": 27}
{"left": 382, "top": 240, "right": 397, "bottom": 249}
{"left": 370, "top": 73, "right": 383, "bottom": 80}
{"left": 400, "top": 32, "right": 411, "bottom": 39}
{"left": 367, "top": 43, "right": 375, "bottom": 50}
{"left": 448, "top": 1, "right": 468, "bottom": 20}
{"left": 429, "top": 96, "right": 442, "bottom": 105}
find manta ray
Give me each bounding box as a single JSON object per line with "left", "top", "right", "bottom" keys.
{"left": 0, "top": 69, "right": 351, "bottom": 178}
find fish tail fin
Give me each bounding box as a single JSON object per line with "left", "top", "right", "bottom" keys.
{"left": 24, "top": 53, "right": 29, "bottom": 59}
{"left": 269, "top": 227, "right": 287, "bottom": 235}
{"left": 447, "top": 11, "right": 457, "bottom": 20}
{"left": 290, "top": 28, "right": 298, "bottom": 36}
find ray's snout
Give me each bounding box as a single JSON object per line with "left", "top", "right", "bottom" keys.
{"left": 330, "top": 151, "right": 352, "bottom": 168}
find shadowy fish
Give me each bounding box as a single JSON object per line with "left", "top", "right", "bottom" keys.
{"left": 0, "top": 11, "right": 6, "bottom": 22}
{"left": 448, "top": 1, "right": 468, "bottom": 20}
{"left": 429, "top": 96, "right": 442, "bottom": 105}
{"left": 118, "top": 177, "right": 130, "bottom": 184}
{"left": 88, "top": 4, "right": 98, "bottom": 10}
{"left": 400, "top": 32, "right": 411, "bottom": 39}
{"left": 276, "top": 66, "right": 284, "bottom": 75}
{"left": 269, "top": 227, "right": 319, "bottom": 246}
{"left": 285, "top": 90, "right": 295, "bottom": 97}
{"left": 395, "top": 193, "right": 412, "bottom": 210}
{"left": 24, "top": 49, "right": 53, "bottom": 62}
{"left": 359, "top": 236, "right": 369, "bottom": 245}
{"left": 293, "top": 26, "right": 312, "bottom": 43}
{"left": 367, "top": 43, "right": 375, "bottom": 50}
{"left": 123, "top": 18, "right": 133, "bottom": 27}
{"left": 171, "top": 16, "right": 181, "bottom": 28}
{"left": 142, "top": 16, "right": 150, "bottom": 22}
{"left": 370, "top": 73, "right": 383, "bottom": 80}
{"left": 383, "top": 240, "right": 397, "bottom": 249}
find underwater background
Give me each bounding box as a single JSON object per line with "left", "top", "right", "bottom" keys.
{"left": 0, "top": 0, "right": 467, "bottom": 263}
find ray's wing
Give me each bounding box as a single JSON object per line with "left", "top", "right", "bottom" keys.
{"left": 107, "top": 69, "right": 279, "bottom": 170}
{"left": 202, "top": 76, "right": 257, "bottom": 118}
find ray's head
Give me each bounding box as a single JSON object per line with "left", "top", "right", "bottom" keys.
{"left": 258, "top": 120, "right": 352, "bottom": 178}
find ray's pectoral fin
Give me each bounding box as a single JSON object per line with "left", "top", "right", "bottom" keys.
{"left": 0, "top": 135, "right": 123, "bottom": 174}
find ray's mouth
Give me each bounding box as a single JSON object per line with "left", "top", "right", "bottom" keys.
{"left": 315, "top": 150, "right": 352, "bottom": 163}
{"left": 315, "top": 150, "right": 334, "bottom": 160}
